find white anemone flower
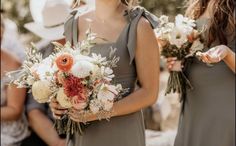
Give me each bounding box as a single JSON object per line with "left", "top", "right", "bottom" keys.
{"left": 168, "top": 28, "right": 188, "bottom": 48}
{"left": 175, "top": 14, "right": 196, "bottom": 35}
{"left": 71, "top": 60, "right": 94, "bottom": 78}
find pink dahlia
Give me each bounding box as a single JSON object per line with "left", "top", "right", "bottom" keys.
{"left": 63, "top": 74, "right": 87, "bottom": 100}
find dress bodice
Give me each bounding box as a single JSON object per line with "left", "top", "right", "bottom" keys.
{"left": 64, "top": 7, "right": 159, "bottom": 93}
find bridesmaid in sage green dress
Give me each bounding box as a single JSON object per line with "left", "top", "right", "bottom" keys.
{"left": 167, "top": 0, "right": 235, "bottom": 146}
{"left": 50, "top": 0, "right": 160, "bottom": 146}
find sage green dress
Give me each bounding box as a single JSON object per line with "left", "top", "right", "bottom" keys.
{"left": 174, "top": 18, "right": 235, "bottom": 146}
{"left": 64, "top": 7, "right": 158, "bottom": 146}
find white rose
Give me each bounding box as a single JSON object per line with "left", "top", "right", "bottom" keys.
{"left": 71, "top": 60, "right": 94, "bottom": 78}
{"left": 101, "top": 66, "right": 115, "bottom": 81}
{"left": 32, "top": 81, "right": 52, "bottom": 103}
{"left": 56, "top": 88, "right": 72, "bottom": 108}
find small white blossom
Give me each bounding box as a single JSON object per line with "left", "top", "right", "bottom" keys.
{"left": 89, "top": 99, "right": 102, "bottom": 114}
{"left": 103, "top": 100, "right": 114, "bottom": 111}
{"left": 91, "top": 53, "right": 107, "bottom": 64}
{"left": 56, "top": 88, "right": 72, "bottom": 108}
{"left": 159, "top": 15, "right": 169, "bottom": 26}
{"left": 31, "top": 57, "right": 56, "bottom": 81}
{"left": 100, "top": 66, "right": 115, "bottom": 81}
{"left": 175, "top": 14, "right": 196, "bottom": 35}
{"left": 97, "top": 84, "right": 117, "bottom": 102}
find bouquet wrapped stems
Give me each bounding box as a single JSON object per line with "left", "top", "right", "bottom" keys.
{"left": 165, "top": 70, "right": 193, "bottom": 99}
{"left": 54, "top": 115, "right": 84, "bottom": 141}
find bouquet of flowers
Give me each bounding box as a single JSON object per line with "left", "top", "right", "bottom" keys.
{"left": 155, "top": 14, "right": 204, "bottom": 98}
{"left": 7, "top": 31, "right": 126, "bottom": 137}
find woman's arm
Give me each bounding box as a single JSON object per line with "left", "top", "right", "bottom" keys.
{"left": 1, "top": 86, "right": 26, "bottom": 121}
{"left": 68, "top": 18, "right": 160, "bottom": 122}
{"left": 111, "top": 18, "right": 160, "bottom": 117}
{"left": 199, "top": 45, "right": 235, "bottom": 73}
{"left": 28, "top": 109, "right": 65, "bottom": 146}
{"left": 223, "top": 47, "right": 235, "bottom": 72}
{"left": 1, "top": 59, "right": 27, "bottom": 121}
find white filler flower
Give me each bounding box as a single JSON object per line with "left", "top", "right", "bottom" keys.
{"left": 175, "top": 14, "right": 196, "bottom": 35}
{"left": 97, "top": 84, "right": 118, "bottom": 102}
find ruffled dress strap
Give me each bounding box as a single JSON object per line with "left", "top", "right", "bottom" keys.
{"left": 123, "top": 6, "right": 159, "bottom": 64}
{"left": 64, "top": 10, "right": 79, "bottom": 46}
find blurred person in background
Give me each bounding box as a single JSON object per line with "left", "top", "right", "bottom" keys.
{"left": 1, "top": 15, "right": 30, "bottom": 146}
{"left": 1, "top": 10, "right": 26, "bottom": 63}
{"left": 22, "top": 0, "right": 94, "bottom": 146}
{"left": 166, "top": 0, "right": 235, "bottom": 146}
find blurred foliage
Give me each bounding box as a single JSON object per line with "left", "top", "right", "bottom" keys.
{"left": 141, "top": 0, "right": 185, "bottom": 19}
{"left": 1, "top": 0, "right": 32, "bottom": 34}
{"left": 1, "top": 0, "right": 185, "bottom": 34}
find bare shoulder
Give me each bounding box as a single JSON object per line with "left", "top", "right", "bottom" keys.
{"left": 136, "top": 17, "right": 156, "bottom": 42}
{"left": 136, "top": 17, "right": 158, "bottom": 52}
{"left": 79, "top": 10, "right": 94, "bottom": 21}
{"left": 137, "top": 17, "right": 153, "bottom": 33}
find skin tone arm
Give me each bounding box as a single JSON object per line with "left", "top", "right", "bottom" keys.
{"left": 106, "top": 18, "right": 160, "bottom": 117}
{"left": 1, "top": 60, "right": 26, "bottom": 121}
{"left": 167, "top": 45, "right": 235, "bottom": 73}
{"left": 223, "top": 47, "right": 235, "bottom": 73}
{"left": 199, "top": 45, "right": 235, "bottom": 73}
{"left": 67, "top": 18, "right": 159, "bottom": 122}
{"left": 28, "top": 110, "right": 65, "bottom": 146}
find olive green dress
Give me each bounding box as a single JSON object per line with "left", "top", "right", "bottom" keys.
{"left": 64, "top": 7, "right": 158, "bottom": 146}
{"left": 174, "top": 18, "right": 235, "bottom": 146}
